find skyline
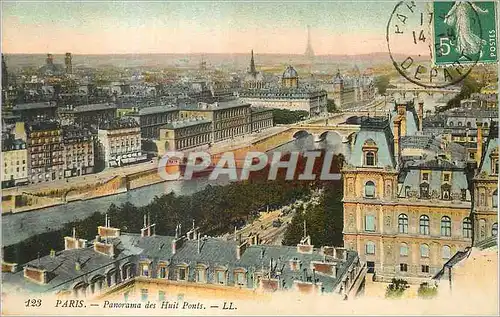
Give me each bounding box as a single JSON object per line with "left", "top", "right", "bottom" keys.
{"left": 2, "top": 1, "right": 422, "bottom": 55}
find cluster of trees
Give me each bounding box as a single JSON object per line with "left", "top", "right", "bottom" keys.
{"left": 281, "top": 153, "right": 344, "bottom": 247}
{"left": 272, "top": 109, "right": 310, "bottom": 124}
{"left": 438, "top": 76, "right": 484, "bottom": 113}
{"left": 327, "top": 99, "right": 338, "bottom": 113}
{"left": 281, "top": 181, "right": 343, "bottom": 247}
{"left": 417, "top": 282, "right": 438, "bottom": 299}
{"left": 385, "top": 278, "right": 410, "bottom": 299}
{"left": 374, "top": 75, "right": 391, "bottom": 95}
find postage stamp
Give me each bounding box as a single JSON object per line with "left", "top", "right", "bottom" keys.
{"left": 386, "top": 1, "right": 498, "bottom": 88}
{"left": 433, "top": 1, "right": 498, "bottom": 66}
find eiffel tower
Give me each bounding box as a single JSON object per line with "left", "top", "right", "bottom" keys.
{"left": 304, "top": 25, "right": 314, "bottom": 58}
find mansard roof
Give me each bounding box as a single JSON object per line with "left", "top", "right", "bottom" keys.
{"left": 348, "top": 117, "right": 396, "bottom": 168}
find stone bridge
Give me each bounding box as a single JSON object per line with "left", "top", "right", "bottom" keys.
{"left": 386, "top": 87, "right": 460, "bottom": 100}
{"left": 247, "top": 110, "right": 389, "bottom": 155}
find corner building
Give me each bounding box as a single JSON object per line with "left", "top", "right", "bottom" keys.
{"left": 342, "top": 101, "right": 473, "bottom": 283}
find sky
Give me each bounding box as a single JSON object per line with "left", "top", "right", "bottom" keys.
{"left": 2, "top": 1, "right": 413, "bottom": 55}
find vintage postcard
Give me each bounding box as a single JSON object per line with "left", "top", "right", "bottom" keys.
{"left": 1, "top": 0, "right": 499, "bottom": 316}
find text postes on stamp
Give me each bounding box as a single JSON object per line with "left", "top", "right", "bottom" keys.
{"left": 433, "top": 1, "right": 498, "bottom": 66}
{"left": 386, "top": 1, "right": 496, "bottom": 88}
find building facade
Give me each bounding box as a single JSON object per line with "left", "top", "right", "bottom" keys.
{"left": 12, "top": 102, "right": 58, "bottom": 121}
{"left": 26, "top": 121, "right": 64, "bottom": 184}
{"left": 1, "top": 137, "right": 28, "bottom": 188}
{"left": 342, "top": 101, "right": 473, "bottom": 283}
{"left": 323, "top": 71, "right": 375, "bottom": 109}
{"left": 180, "top": 101, "right": 252, "bottom": 143}
{"left": 62, "top": 125, "right": 95, "bottom": 178}
{"left": 250, "top": 108, "right": 274, "bottom": 133}
{"left": 97, "top": 118, "right": 147, "bottom": 168}
{"left": 160, "top": 119, "right": 212, "bottom": 152}
{"left": 127, "top": 105, "right": 180, "bottom": 139}
{"left": 58, "top": 103, "right": 117, "bottom": 128}
{"left": 471, "top": 123, "right": 498, "bottom": 244}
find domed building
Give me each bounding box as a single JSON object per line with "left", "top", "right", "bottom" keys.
{"left": 282, "top": 65, "right": 299, "bottom": 88}
{"left": 239, "top": 60, "right": 327, "bottom": 116}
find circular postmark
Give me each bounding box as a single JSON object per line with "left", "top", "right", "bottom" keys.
{"left": 386, "top": 1, "right": 485, "bottom": 88}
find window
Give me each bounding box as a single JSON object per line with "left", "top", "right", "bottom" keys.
{"left": 419, "top": 215, "right": 430, "bottom": 235}
{"left": 420, "top": 183, "right": 430, "bottom": 199}
{"left": 462, "top": 217, "right": 472, "bottom": 238}
{"left": 216, "top": 270, "right": 226, "bottom": 285}
{"left": 153, "top": 289, "right": 165, "bottom": 302}
{"left": 365, "top": 241, "right": 375, "bottom": 255}
{"left": 443, "top": 174, "right": 450, "bottom": 182}
{"left": 441, "top": 184, "right": 451, "bottom": 200}
{"left": 158, "top": 266, "right": 167, "bottom": 279}
{"left": 493, "top": 223, "right": 498, "bottom": 237}
{"left": 400, "top": 243, "right": 409, "bottom": 257}
{"left": 141, "top": 263, "right": 149, "bottom": 277}
{"left": 461, "top": 189, "right": 467, "bottom": 201}
{"left": 365, "top": 152, "right": 375, "bottom": 166}
{"left": 492, "top": 159, "right": 499, "bottom": 175}
{"left": 421, "top": 265, "right": 430, "bottom": 273}
{"left": 196, "top": 268, "right": 206, "bottom": 283}
{"left": 493, "top": 190, "right": 498, "bottom": 208}
{"left": 235, "top": 272, "right": 246, "bottom": 286}
{"left": 178, "top": 267, "right": 187, "bottom": 281}
{"left": 365, "top": 215, "right": 375, "bottom": 232}
{"left": 140, "top": 289, "right": 148, "bottom": 301}
{"left": 442, "top": 245, "right": 451, "bottom": 259}
{"left": 420, "top": 244, "right": 430, "bottom": 258}
{"left": 422, "top": 173, "right": 429, "bottom": 181}
{"left": 364, "top": 181, "right": 375, "bottom": 198}
{"left": 400, "top": 263, "right": 408, "bottom": 272}
{"left": 398, "top": 214, "right": 408, "bottom": 234}
{"left": 441, "top": 216, "right": 452, "bottom": 236}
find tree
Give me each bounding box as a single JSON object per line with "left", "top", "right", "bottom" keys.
{"left": 385, "top": 278, "right": 410, "bottom": 299}
{"left": 417, "top": 282, "right": 438, "bottom": 299}
{"left": 374, "top": 75, "right": 390, "bottom": 95}
{"left": 272, "top": 109, "right": 309, "bottom": 125}
{"left": 327, "top": 99, "right": 337, "bottom": 113}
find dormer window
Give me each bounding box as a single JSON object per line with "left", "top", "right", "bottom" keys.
{"left": 420, "top": 183, "right": 430, "bottom": 199}
{"left": 362, "top": 139, "right": 378, "bottom": 167}
{"left": 441, "top": 184, "right": 451, "bottom": 200}
{"left": 366, "top": 152, "right": 375, "bottom": 166}
{"left": 177, "top": 265, "right": 189, "bottom": 282}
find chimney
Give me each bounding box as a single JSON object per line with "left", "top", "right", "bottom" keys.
{"left": 477, "top": 125, "right": 483, "bottom": 166}
{"left": 393, "top": 119, "right": 400, "bottom": 166}
{"left": 236, "top": 240, "right": 248, "bottom": 260}
{"left": 418, "top": 101, "right": 424, "bottom": 131}
{"left": 50, "top": 250, "right": 56, "bottom": 258}
{"left": 171, "top": 236, "right": 184, "bottom": 255}
{"left": 197, "top": 233, "right": 201, "bottom": 254}
{"left": 75, "top": 260, "right": 81, "bottom": 271}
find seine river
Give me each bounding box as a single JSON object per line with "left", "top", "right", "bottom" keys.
{"left": 2, "top": 134, "right": 344, "bottom": 247}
